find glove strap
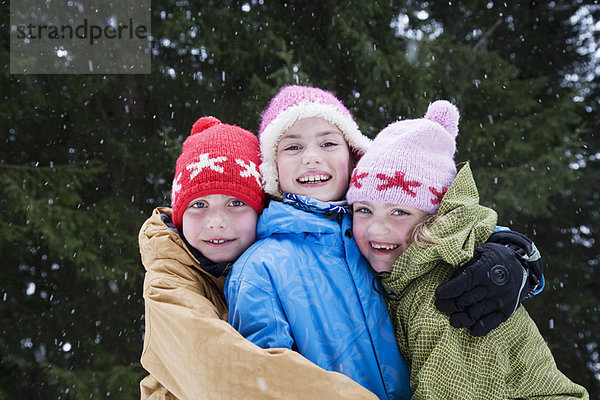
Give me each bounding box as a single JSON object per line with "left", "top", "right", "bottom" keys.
{"left": 525, "top": 242, "right": 543, "bottom": 297}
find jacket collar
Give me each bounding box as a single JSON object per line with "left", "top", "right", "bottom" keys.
{"left": 281, "top": 193, "right": 350, "bottom": 215}
{"left": 257, "top": 195, "right": 348, "bottom": 239}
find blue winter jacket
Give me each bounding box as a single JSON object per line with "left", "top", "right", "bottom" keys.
{"left": 225, "top": 196, "right": 411, "bottom": 400}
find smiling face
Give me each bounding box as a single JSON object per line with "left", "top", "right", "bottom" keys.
{"left": 352, "top": 200, "right": 429, "bottom": 272}
{"left": 276, "top": 117, "right": 352, "bottom": 202}
{"left": 182, "top": 194, "right": 258, "bottom": 263}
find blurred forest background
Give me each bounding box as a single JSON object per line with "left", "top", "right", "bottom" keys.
{"left": 1, "top": 0, "right": 599, "bottom": 398}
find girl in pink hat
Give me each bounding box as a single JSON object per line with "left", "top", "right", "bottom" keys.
{"left": 347, "top": 100, "right": 588, "bottom": 399}
{"left": 226, "top": 85, "right": 411, "bottom": 400}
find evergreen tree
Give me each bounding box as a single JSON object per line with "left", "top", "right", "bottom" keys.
{"left": 418, "top": 1, "right": 598, "bottom": 391}
{"left": 1, "top": 0, "right": 598, "bottom": 398}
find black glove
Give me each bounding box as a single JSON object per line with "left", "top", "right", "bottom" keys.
{"left": 435, "top": 231, "right": 543, "bottom": 337}
{"left": 486, "top": 230, "right": 543, "bottom": 290}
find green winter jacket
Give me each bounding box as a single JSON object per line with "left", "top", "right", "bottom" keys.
{"left": 381, "top": 163, "right": 588, "bottom": 400}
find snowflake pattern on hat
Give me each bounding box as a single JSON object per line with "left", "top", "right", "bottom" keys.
{"left": 187, "top": 154, "right": 228, "bottom": 178}
{"left": 235, "top": 159, "right": 261, "bottom": 187}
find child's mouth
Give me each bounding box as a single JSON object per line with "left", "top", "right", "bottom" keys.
{"left": 205, "top": 239, "right": 234, "bottom": 245}
{"left": 370, "top": 242, "right": 399, "bottom": 253}
{"left": 297, "top": 174, "right": 331, "bottom": 184}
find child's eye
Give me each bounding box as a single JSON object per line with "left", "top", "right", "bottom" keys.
{"left": 322, "top": 141, "right": 338, "bottom": 148}
{"left": 392, "top": 209, "right": 407, "bottom": 216}
{"left": 354, "top": 207, "right": 371, "bottom": 214}
{"left": 283, "top": 145, "right": 300, "bottom": 151}
{"left": 190, "top": 202, "right": 207, "bottom": 208}
{"left": 229, "top": 199, "right": 246, "bottom": 207}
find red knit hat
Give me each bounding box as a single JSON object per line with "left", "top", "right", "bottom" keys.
{"left": 171, "top": 117, "right": 265, "bottom": 230}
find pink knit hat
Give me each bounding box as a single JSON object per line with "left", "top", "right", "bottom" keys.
{"left": 258, "top": 85, "right": 372, "bottom": 196}
{"left": 171, "top": 117, "right": 265, "bottom": 230}
{"left": 346, "top": 100, "right": 459, "bottom": 214}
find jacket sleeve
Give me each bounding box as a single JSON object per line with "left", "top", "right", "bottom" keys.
{"left": 141, "top": 267, "right": 378, "bottom": 400}
{"left": 406, "top": 294, "right": 589, "bottom": 399}
{"left": 406, "top": 242, "right": 587, "bottom": 397}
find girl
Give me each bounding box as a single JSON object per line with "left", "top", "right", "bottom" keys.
{"left": 346, "top": 100, "right": 588, "bottom": 399}
{"left": 225, "top": 86, "right": 411, "bottom": 400}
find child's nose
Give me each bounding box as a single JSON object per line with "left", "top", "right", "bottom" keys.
{"left": 206, "top": 211, "right": 227, "bottom": 229}
{"left": 302, "top": 145, "right": 321, "bottom": 165}
{"left": 367, "top": 219, "right": 390, "bottom": 235}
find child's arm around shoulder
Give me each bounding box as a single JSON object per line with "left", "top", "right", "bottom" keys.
{"left": 143, "top": 260, "right": 380, "bottom": 400}
{"left": 435, "top": 228, "right": 545, "bottom": 336}
{"left": 405, "top": 270, "right": 588, "bottom": 400}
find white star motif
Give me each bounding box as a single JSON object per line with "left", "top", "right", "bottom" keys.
{"left": 236, "top": 159, "right": 261, "bottom": 187}
{"left": 171, "top": 172, "right": 182, "bottom": 204}
{"left": 187, "top": 153, "right": 227, "bottom": 180}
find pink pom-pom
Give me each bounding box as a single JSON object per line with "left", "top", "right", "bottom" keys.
{"left": 191, "top": 116, "right": 221, "bottom": 135}
{"left": 424, "top": 100, "right": 460, "bottom": 138}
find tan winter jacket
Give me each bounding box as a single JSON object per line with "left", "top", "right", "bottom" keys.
{"left": 139, "top": 207, "right": 377, "bottom": 400}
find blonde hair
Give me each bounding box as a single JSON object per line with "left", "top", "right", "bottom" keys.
{"left": 410, "top": 213, "right": 445, "bottom": 248}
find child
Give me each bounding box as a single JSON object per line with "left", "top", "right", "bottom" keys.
{"left": 139, "top": 116, "right": 380, "bottom": 400}
{"left": 225, "top": 86, "right": 413, "bottom": 400}
{"left": 346, "top": 100, "right": 589, "bottom": 399}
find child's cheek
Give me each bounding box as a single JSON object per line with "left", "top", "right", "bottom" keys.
{"left": 352, "top": 219, "right": 367, "bottom": 253}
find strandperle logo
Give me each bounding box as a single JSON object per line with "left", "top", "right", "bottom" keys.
{"left": 15, "top": 18, "right": 149, "bottom": 46}
{"left": 10, "top": 1, "right": 150, "bottom": 74}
